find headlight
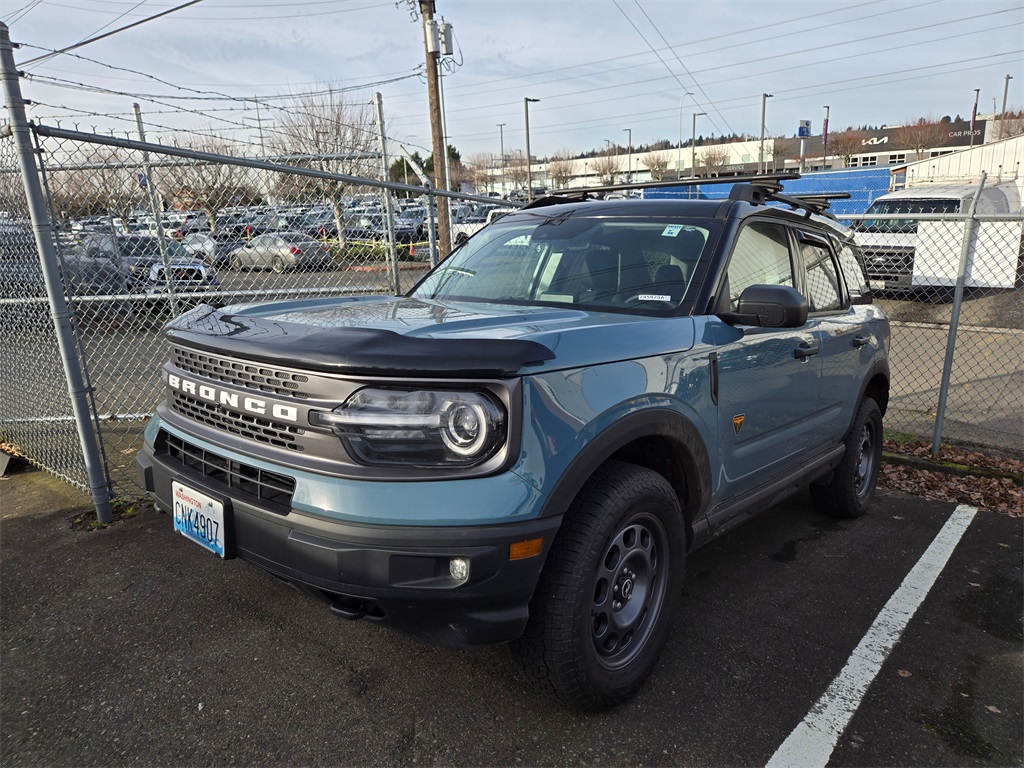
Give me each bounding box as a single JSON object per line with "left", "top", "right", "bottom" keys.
{"left": 309, "top": 388, "right": 506, "bottom": 468}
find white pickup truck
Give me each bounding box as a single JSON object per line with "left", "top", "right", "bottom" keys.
{"left": 451, "top": 204, "right": 514, "bottom": 245}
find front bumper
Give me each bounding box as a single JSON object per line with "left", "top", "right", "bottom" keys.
{"left": 137, "top": 424, "right": 560, "bottom": 648}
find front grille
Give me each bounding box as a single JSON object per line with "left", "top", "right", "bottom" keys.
{"left": 158, "top": 430, "right": 294, "bottom": 512}
{"left": 173, "top": 347, "right": 310, "bottom": 399}
{"left": 863, "top": 248, "right": 915, "bottom": 281}
{"left": 172, "top": 390, "right": 305, "bottom": 451}
{"left": 156, "top": 267, "right": 205, "bottom": 281}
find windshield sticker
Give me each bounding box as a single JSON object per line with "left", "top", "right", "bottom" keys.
{"left": 661, "top": 225, "right": 683, "bottom": 237}
{"left": 638, "top": 294, "right": 672, "bottom": 301}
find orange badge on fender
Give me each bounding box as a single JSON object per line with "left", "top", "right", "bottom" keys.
{"left": 732, "top": 414, "right": 745, "bottom": 435}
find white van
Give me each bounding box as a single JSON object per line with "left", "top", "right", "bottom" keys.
{"left": 855, "top": 182, "right": 1023, "bottom": 290}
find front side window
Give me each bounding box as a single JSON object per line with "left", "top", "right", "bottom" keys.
{"left": 724, "top": 221, "right": 793, "bottom": 310}
{"left": 413, "top": 212, "right": 715, "bottom": 314}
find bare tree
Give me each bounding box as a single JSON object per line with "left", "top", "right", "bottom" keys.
{"left": 67, "top": 147, "right": 149, "bottom": 225}
{"left": 162, "top": 136, "right": 253, "bottom": 229}
{"left": 506, "top": 150, "right": 528, "bottom": 190}
{"left": 698, "top": 146, "right": 730, "bottom": 177}
{"left": 591, "top": 152, "right": 619, "bottom": 185}
{"left": 273, "top": 85, "right": 378, "bottom": 238}
{"left": 640, "top": 151, "right": 670, "bottom": 181}
{"left": 827, "top": 129, "right": 868, "bottom": 168}
{"left": 770, "top": 136, "right": 800, "bottom": 172}
{"left": 996, "top": 108, "right": 1024, "bottom": 139}
{"left": 546, "top": 149, "right": 577, "bottom": 188}
{"left": 464, "top": 152, "right": 494, "bottom": 193}
{"left": 892, "top": 118, "right": 948, "bottom": 160}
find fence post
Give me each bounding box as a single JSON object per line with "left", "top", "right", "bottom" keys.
{"left": 373, "top": 93, "right": 400, "bottom": 294}
{"left": 931, "top": 172, "right": 986, "bottom": 455}
{"left": 133, "top": 103, "right": 179, "bottom": 316}
{"left": 425, "top": 185, "right": 439, "bottom": 267}
{"left": 0, "top": 23, "right": 112, "bottom": 522}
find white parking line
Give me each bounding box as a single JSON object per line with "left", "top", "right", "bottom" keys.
{"left": 765, "top": 504, "right": 978, "bottom": 768}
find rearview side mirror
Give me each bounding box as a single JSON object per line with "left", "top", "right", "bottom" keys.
{"left": 718, "top": 284, "right": 808, "bottom": 328}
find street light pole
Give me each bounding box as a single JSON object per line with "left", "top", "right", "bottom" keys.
{"left": 822, "top": 105, "right": 830, "bottom": 170}
{"left": 970, "top": 88, "right": 980, "bottom": 148}
{"left": 759, "top": 92, "right": 773, "bottom": 174}
{"left": 998, "top": 74, "right": 1012, "bottom": 140}
{"left": 692, "top": 112, "right": 706, "bottom": 178}
{"left": 497, "top": 122, "right": 506, "bottom": 196}
{"left": 524, "top": 97, "right": 539, "bottom": 200}
{"left": 677, "top": 92, "right": 692, "bottom": 179}
{"left": 623, "top": 127, "right": 632, "bottom": 183}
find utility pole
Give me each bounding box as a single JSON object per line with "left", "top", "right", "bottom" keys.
{"left": 998, "top": 74, "right": 1013, "bottom": 141}
{"left": 418, "top": 0, "right": 450, "bottom": 254}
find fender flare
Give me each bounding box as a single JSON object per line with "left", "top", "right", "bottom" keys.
{"left": 537, "top": 408, "right": 712, "bottom": 526}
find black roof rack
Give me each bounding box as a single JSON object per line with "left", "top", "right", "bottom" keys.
{"left": 532, "top": 172, "right": 851, "bottom": 219}
{"left": 548, "top": 172, "right": 799, "bottom": 199}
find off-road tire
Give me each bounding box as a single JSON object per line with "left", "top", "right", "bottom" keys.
{"left": 810, "top": 397, "right": 882, "bottom": 518}
{"left": 511, "top": 460, "right": 685, "bottom": 711}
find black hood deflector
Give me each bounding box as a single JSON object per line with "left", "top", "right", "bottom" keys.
{"left": 163, "top": 304, "right": 555, "bottom": 378}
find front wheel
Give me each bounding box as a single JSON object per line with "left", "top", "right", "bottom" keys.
{"left": 810, "top": 397, "right": 882, "bottom": 518}
{"left": 511, "top": 460, "right": 685, "bottom": 711}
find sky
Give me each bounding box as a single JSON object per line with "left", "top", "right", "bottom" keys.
{"left": 3, "top": 0, "right": 1022, "bottom": 165}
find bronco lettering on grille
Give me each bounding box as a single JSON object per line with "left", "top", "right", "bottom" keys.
{"left": 167, "top": 373, "right": 299, "bottom": 423}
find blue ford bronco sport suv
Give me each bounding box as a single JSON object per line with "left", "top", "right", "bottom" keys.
{"left": 138, "top": 175, "right": 889, "bottom": 711}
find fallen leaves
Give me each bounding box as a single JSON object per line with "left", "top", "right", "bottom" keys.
{"left": 881, "top": 439, "right": 1023, "bottom": 516}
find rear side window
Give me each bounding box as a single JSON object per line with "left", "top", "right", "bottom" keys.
{"left": 799, "top": 235, "right": 844, "bottom": 312}
{"left": 725, "top": 221, "right": 793, "bottom": 310}
{"left": 835, "top": 240, "right": 872, "bottom": 304}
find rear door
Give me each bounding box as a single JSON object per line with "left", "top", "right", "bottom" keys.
{"left": 711, "top": 220, "right": 824, "bottom": 501}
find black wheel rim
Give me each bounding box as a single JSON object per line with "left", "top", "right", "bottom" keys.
{"left": 590, "top": 512, "right": 669, "bottom": 670}
{"left": 854, "top": 417, "right": 878, "bottom": 499}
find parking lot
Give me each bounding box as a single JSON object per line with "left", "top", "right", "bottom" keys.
{"left": 2, "top": 466, "right": 1020, "bottom": 767}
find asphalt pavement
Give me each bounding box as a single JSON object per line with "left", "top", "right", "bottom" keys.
{"left": 1, "top": 463, "right": 1021, "bottom": 767}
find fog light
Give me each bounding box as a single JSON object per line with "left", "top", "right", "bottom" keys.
{"left": 449, "top": 557, "right": 470, "bottom": 584}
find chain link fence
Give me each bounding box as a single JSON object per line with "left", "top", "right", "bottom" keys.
{"left": 3, "top": 117, "right": 1022, "bottom": 504}
{"left": 845, "top": 207, "right": 1023, "bottom": 452}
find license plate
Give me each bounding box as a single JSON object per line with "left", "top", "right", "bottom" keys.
{"left": 172, "top": 481, "right": 226, "bottom": 558}
{"left": 869, "top": 280, "right": 886, "bottom": 290}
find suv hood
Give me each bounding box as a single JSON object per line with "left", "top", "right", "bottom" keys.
{"left": 164, "top": 295, "right": 696, "bottom": 377}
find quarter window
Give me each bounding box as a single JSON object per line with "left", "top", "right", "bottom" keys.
{"left": 800, "top": 236, "right": 844, "bottom": 312}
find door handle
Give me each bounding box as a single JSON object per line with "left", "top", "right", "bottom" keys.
{"left": 852, "top": 335, "right": 871, "bottom": 348}
{"left": 794, "top": 343, "right": 819, "bottom": 359}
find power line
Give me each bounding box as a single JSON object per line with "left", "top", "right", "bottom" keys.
{"left": 19, "top": 0, "right": 206, "bottom": 68}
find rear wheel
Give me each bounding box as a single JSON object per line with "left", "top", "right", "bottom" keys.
{"left": 810, "top": 397, "right": 882, "bottom": 518}
{"left": 511, "top": 460, "right": 685, "bottom": 711}
{"left": 271, "top": 256, "right": 287, "bottom": 273}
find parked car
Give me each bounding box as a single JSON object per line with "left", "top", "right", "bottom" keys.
{"left": 227, "top": 231, "right": 335, "bottom": 272}
{"left": 139, "top": 176, "right": 889, "bottom": 711}
{"left": 76, "top": 234, "right": 219, "bottom": 298}
{"left": 344, "top": 213, "right": 418, "bottom": 243}
{"left": 181, "top": 231, "right": 247, "bottom": 268}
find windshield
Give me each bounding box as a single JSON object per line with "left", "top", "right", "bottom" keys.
{"left": 859, "top": 198, "right": 961, "bottom": 234}
{"left": 412, "top": 212, "right": 715, "bottom": 314}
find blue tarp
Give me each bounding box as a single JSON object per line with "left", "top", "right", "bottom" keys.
{"left": 642, "top": 168, "right": 893, "bottom": 217}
